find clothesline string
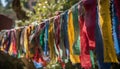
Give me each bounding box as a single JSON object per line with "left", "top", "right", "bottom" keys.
{"left": 0, "top": 1, "right": 81, "bottom": 32}
{"left": 47, "top": 1, "right": 80, "bottom": 21}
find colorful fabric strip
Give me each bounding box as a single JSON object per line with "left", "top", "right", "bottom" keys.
{"left": 44, "top": 21, "right": 49, "bottom": 56}
{"left": 68, "top": 10, "right": 80, "bottom": 64}
{"left": 72, "top": 4, "right": 81, "bottom": 55}
{"left": 79, "top": 0, "right": 97, "bottom": 68}
{"left": 111, "top": 0, "right": 120, "bottom": 55}
{"left": 98, "top": 0, "right": 118, "bottom": 63}
{"left": 114, "top": 0, "right": 120, "bottom": 56}
{"left": 96, "top": 6, "right": 111, "bottom": 69}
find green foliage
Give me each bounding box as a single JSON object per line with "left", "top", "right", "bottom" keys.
{"left": 62, "top": 0, "right": 79, "bottom": 11}
{"left": 27, "top": 0, "right": 65, "bottom": 23}
{"left": 16, "top": 0, "right": 79, "bottom": 26}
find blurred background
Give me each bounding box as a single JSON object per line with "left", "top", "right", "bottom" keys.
{"left": 0, "top": 0, "right": 79, "bottom": 27}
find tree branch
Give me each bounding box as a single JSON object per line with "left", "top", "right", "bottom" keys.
{"left": 12, "top": 0, "right": 29, "bottom": 20}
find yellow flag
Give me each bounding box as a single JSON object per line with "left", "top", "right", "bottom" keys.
{"left": 48, "top": 21, "right": 56, "bottom": 60}
{"left": 24, "top": 26, "right": 33, "bottom": 58}
{"left": 98, "top": 0, "right": 118, "bottom": 63}
{"left": 68, "top": 10, "right": 80, "bottom": 64}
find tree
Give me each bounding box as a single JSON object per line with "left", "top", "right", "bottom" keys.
{"left": 12, "top": 0, "right": 29, "bottom": 20}
{"left": 13, "top": 0, "right": 80, "bottom": 26}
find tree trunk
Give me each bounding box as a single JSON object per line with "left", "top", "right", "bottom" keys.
{"left": 12, "top": 0, "right": 29, "bottom": 20}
